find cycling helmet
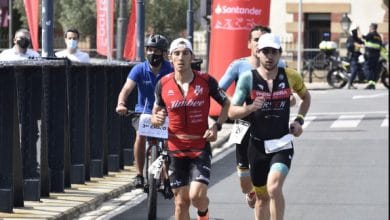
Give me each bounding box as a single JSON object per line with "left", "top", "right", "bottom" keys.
{"left": 145, "top": 34, "right": 168, "bottom": 51}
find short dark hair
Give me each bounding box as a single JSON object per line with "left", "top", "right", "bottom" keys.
{"left": 64, "top": 28, "right": 80, "bottom": 39}
{"left": 248, "top": 25, "right": 271, "bottom": 41}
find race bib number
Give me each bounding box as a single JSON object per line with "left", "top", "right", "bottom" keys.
{"left": 138, "top": 114, "right": 168, "bottom": 139}
{"left": 148, "top": 155, "right": 164, "bottom": 179}
{"left": 228, "top": 119, "right": 250, "bottom": 144}
{"left": 264, "top": 134, "right": 294, "bottom": 154}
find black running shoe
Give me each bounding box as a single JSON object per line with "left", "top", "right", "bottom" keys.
{"left": 365, "top": 84, "right": 376, "bottom": 90}
{"left": 132, "top": 175, "right": 144, "bottom": 188}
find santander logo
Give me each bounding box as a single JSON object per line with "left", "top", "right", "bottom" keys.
{"left": 214, "top": 4, "right": 262, "bottom": 16}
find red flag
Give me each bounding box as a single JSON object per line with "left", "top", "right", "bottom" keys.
{"left": 208, "top": 0, "right": 271, "bottom": 116}
{"left": 96, "top": 0, "right": 114, "bottom": 57}
{"left": 123, "top": 0, "right": 137, "bottom": 61}
{"left": 23, "top": 0, "right": 39, "bottom": 51}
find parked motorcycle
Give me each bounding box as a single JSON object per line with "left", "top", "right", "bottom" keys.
{"left": 327, "top": 54, "right": 389, "bottom": 89}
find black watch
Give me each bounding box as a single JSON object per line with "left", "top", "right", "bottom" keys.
{"left": 214, "top": 122, "right": 222, "bottom": 131}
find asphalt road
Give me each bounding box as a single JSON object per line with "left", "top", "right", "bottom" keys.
{"left": 99, "top": 87, "right": 389, "bottom": 220}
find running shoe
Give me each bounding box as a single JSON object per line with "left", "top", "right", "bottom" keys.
{"left": 132, "top": 175, "right": 144, "bottom": 189}
{"left": 246, "top": 191, "right": 256, "bottom": 208}
{"left": 197, "top": 211, "right": 209, "bottom": 220}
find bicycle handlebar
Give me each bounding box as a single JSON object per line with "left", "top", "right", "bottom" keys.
{"left": 125, "top": 110, "right": 142, "bottom": 118}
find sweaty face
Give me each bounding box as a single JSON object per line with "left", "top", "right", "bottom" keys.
{"left": 170, "top": 47, "right": 192, "bottom": 72}
{"left": 256, "top": 47, "right": 281, "bottom": 70}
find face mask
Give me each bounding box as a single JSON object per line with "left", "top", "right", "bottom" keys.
{"left": 16, "top": 37, "right": 30, "bottom": 49}
{"left": 146, "top": 54, "right": 164, "bottom": 67}
{"left": 66, "top": 39, "right": 78, "bottom": 50}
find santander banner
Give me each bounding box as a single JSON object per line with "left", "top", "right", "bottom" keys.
{"left": 208, "top": 0, "right": 270, "bottom": 116}
{"left": 96, "top": 0, "right": 114, "bottom": 57}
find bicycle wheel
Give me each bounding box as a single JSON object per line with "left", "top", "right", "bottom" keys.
{"left": 327, "top": 68, "right": 348, "bottom": 89}
{"left": 380, "top": 66, "right": 389, "bottom": 89}
{"left": 147, "top": 143, "right": 158, "bottom": 220}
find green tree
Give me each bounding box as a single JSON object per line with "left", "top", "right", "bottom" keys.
{"left": 145, "top": 0, "right": 200, "bottom": 41}
{"left": 58, "top": 0, "right": 96, "bottom": 37}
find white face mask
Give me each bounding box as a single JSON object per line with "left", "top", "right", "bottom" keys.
{"left": 66, "top": 39, "right": 78, "bottom": 49}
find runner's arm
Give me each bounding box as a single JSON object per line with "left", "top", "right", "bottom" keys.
{"left": 151, "top": 80, "right": 167, "bottom": 126}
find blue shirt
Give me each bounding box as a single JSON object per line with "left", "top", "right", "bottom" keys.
{"left": 128, "top": 60, "right": 173, "bottom": 113}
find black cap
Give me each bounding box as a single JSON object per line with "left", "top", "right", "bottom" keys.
{"left": 370, "top": 23, "right": 378, "bottom": 30}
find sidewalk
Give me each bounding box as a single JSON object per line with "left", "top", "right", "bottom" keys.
{"left": 0, "top": 82, "right": 365, "bottom": 220}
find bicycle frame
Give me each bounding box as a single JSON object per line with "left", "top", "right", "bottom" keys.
{"left": 123, "top": 111, "right": 172, "bottom": 220}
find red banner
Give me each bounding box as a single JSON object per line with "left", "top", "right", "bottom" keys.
{"left": 96, "top": 0, "right": 114, "bottom": 57}
{"left": 23, "top": 0, "right": 39, "bottom": 51}
{"left": 208, "top": 0, "right": 271, "bottom": 116}
{"left": 123, "top": 0, "right": 137, "bottom": 61}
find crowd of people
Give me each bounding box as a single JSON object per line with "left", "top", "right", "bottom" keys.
{"left": 0, "top": 27, "right": 90, "bottom": 62}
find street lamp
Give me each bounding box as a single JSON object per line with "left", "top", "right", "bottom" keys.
{"left": 340, "top": 13, "right": 352, "bottom": 35}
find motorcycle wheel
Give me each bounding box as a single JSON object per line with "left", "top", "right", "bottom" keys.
{"left": 380, "top": 67, "right": 389, "bottom": 89}
{"left": 327, "top": 68, "right": 348, "bottom": 89}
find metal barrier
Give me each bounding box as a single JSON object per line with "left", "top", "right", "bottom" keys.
{"left": 0, "top": 59, "right": 137, "bottom": 212}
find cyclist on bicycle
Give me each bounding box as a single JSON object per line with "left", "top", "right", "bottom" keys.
{"left": 116, "top": 34, "right": 173, "bottom": 188}
{"left": 151, "top": 38, "right": 230, "bottom": 220}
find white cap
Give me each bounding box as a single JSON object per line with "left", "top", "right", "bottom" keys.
{"left": 169, "top": 38, "right": 193, "bottom": 54}
{"left": 257, "top": 33, "right": 281, "bottom": 50}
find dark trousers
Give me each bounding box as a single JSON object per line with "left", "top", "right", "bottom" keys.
{"left": 364, "top": 53, "right": 380, "bottom": 82}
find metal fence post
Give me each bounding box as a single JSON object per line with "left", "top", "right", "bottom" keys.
{"left": 67, "top": 64, "right": 88, "bottom": 183}
{"left": 88, "top": 65, "right": 108, "bottom": 177}
{"left": 106, "top": 65, "right": 123, "bottom": 171}
{"left": 15, "top": 66, "right": 42, "bottom": 201}
{"left": 0, "top": 67, "right": 17, "bottom": 212}
{"left": 42, "top": 62, "right": 66, "bottom": 192}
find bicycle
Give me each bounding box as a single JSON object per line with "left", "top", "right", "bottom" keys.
{"left": 125, "top": 110, "right": 173, "bottom": 220}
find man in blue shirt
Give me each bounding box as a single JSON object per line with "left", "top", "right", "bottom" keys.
{"left": 116, "top": 34, "right": 173, "bottom": 188}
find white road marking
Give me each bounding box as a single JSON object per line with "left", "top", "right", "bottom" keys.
{"left": 331, "top": 115, "right": 364, "bottom": 128}
{"left": 381, "top": 115, "right": 388, "bottom": 127}
{"left": 352, "top": 92, "right": 388, "bottom": 99}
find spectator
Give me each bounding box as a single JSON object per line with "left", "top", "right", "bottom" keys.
{"left": 55, "top": 28, "right": 90, "bottom": 63}
{"left": 346, "top": 27, "right": 364, "bottom": 89}
{"left": 0, "top": 28, "right": 40, "bottom": 61}
{"left": 362, "top": 23, "right": 383, "bottom": 89}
